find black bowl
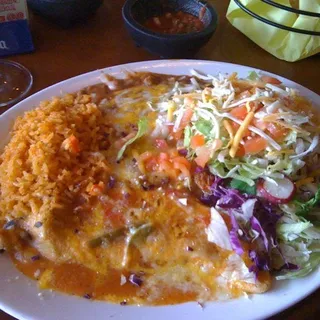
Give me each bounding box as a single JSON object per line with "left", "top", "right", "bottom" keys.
{"left": 122, "top": 0, "right": 218, "bottom": 58}
{"left": 27, "top": 0, "right": 103, "bottom": 27}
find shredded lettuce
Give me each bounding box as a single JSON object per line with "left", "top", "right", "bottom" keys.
{"left": 209, "top": 159, "right": 264, "bottom": 186}
{"left": 274, "top": 198, "right": 320, "bottom": 279}
{"left": 285, "top": 131, "right": 298, "bottom": 145}
{"left": 183, "top": 125, "right": 192, "bottom": 148}
{"left": 276, "top": 252, "right": 320, "bottom": 280}
{"left": 277, "top": 221, "right": 313, "bottom": 241}
{"left": 230, "top": 174, "right": 256, "bottom": 186}
{"left": 148, "top": 69, "right": 320, "bottom": 281}
{"left": 230, "top": 179, "right": 256, "bottom": 195}
{"left": 267, "top": 159, "right": 289, "bottom": 173}
{"left": 210, "top": 152, "right": 308, "bottom": 187}
{"left": 283, "top": 158, "right": 306, "bottom": 176}
{"left": 206, "top": 207, "right": 232, "bottom": 251}
{"left": 290, "top": 135, "right": 319, "bottom": 160}
{"left": 238, "top": 164, "right": 265, "bottom": 180}
{"left": 241, "top": 199, "right": 257, "bottom": 221}
{"left": 117, "top": 118, "right": 148, "bottom": 161}
{"left": 247, "top": 71, "right": 260, "bottom": 81}
{"left": 294, "top": 186, "right": 320, "bottom": 216}
{"left": 195, "top": 119, "right": 213, "bottom": 137}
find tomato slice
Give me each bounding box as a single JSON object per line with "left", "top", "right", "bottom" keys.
{"left": 194, "top": 146, "right": 211, "bottom": 168}
{"left": 235, "top": 144, "right": 246, "bottom": 157}
{"left": 155, "top": 139, "right": 169, "bottom": 150}
{"left": 253, "top": 118, "right": 267, "bottom": 131}
{"left": 230, "top": 105, "right": 248, "bottom": 120}
{"left": 190, "top": 134, "right": 205, "bottom": 149}
{"left": 260, "top": 76, "right": 282, "bottom": 85}
{"left": 266, "top": 123, "right": 288, "bottom": 142}
{"left": 179, "top": 108, "right": 194, "bottom": 130}
{"left": 243, "top": 137, "right": 267, "bottom": 155}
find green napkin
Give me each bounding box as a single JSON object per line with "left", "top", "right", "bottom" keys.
{"left": 226, "top": 0, "right": 320, "bottom": 62}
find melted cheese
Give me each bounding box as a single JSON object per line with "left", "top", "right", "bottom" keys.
{"left": 0, "top": 72, "right": 271, "bottom": 306}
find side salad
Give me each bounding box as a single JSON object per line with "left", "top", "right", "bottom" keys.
{"left": 123, "top": 69, "right": 320, "bottom": 281}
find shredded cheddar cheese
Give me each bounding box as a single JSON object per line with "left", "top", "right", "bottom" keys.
{"left": 245, "top": 101, "right": 252, "bottom": 112}
{"left": 229, "top": 110, "right": 255, "bottom": 158}
{"left": 267, "top": 149, "right": 295, "bottom": 156}
{"left": 263, "top": 119, "right": 310, "bottom": 135}
{"left": 223, "top": 119, "right": 234, "bottom": 148}
{"left": 167, "top": 101, "right": 175, "bottom": 122}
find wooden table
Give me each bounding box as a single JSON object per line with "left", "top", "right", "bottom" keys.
{"left": 1, "top": 0, "right": 319, "bottom": 319}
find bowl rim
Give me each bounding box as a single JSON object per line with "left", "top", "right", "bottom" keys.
{"left": 28, "top": 0, "right": 102, "bottom": 3}
{"left": 0, "top": 60, "right": 33, "bottom": 108}
{"left": 122, "top": 0, "right": 218, "bottom": 40}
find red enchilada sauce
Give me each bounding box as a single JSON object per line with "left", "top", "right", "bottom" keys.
{"left": 144, "top": 11, "right": 204, "bottom": 34}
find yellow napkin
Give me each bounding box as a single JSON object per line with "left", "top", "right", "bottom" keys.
{"left": 226, "top": 0, "right": 320, "bottom": 62}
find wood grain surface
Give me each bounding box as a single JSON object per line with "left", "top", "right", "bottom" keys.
{"left": 0, "top": 0, "right": 319, "bottom": 319}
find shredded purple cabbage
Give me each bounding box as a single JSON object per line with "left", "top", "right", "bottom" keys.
{"left": 129, "top": 273, "right": 143, "bottom": 287}
{"left": 217, "top": 187, "right": 248, "bottom": 209}
{"left": 249, "top": 250, "right": 270, "bottom": 271}
{"left": 229, "top": 213, "right": 244, "bottom": 255}
{"left": 200, "top": 193, "right": 218, "bottom": 207}
{"left": 248, "top": 201, "right": 283, "bottom": 271}
{"left": 31, "top": 255, "right": 41, "bottom": 262}
{"left": 200, "top": 177, "right": 248, "bottom": 208}
{"left": 198, "top": 175, "right": 284, "bottom": 274}
{"left": 178, "top": 149, "right": 188, "bottom": 157}
{"left": 108, "top": 176, "right": 116, "bottom": 188}
{"left": 250, "top": 216, "right": 270, "bottom": 252}
{"left": 254, "top": 200, "right": 282, "bottom": 248}
{"left": 276, "top": 263, "right": 299, "bottom": 272}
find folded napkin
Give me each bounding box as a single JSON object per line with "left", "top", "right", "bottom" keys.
{"left": 226, "top": 0, "right": 320, "bottom": 62}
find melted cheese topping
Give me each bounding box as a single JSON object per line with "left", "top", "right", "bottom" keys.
{"left": 0, "top": 72, "right": 271, "bottom": 305}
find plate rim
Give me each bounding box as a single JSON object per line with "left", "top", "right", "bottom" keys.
{"left": 0, "top": 59, "right": 319, "bottom": 320}
{"left": 1, "top": 59, "right": 319, "bottom": 121}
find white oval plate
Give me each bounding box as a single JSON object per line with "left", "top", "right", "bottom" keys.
{"left": 0, "top": 60, "right": 319, "bottom": 320}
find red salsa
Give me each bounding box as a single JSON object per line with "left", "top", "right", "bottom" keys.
{"left": 143, "top": 11, "right": 204, "bottom": 35}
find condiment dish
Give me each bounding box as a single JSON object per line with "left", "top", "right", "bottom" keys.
{"left": 122, "top": 0, "right": 218, "bottom": 58}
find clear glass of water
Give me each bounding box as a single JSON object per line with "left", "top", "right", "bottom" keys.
{"left": 0, "top": 60, "right": 33, "bottom": 108}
